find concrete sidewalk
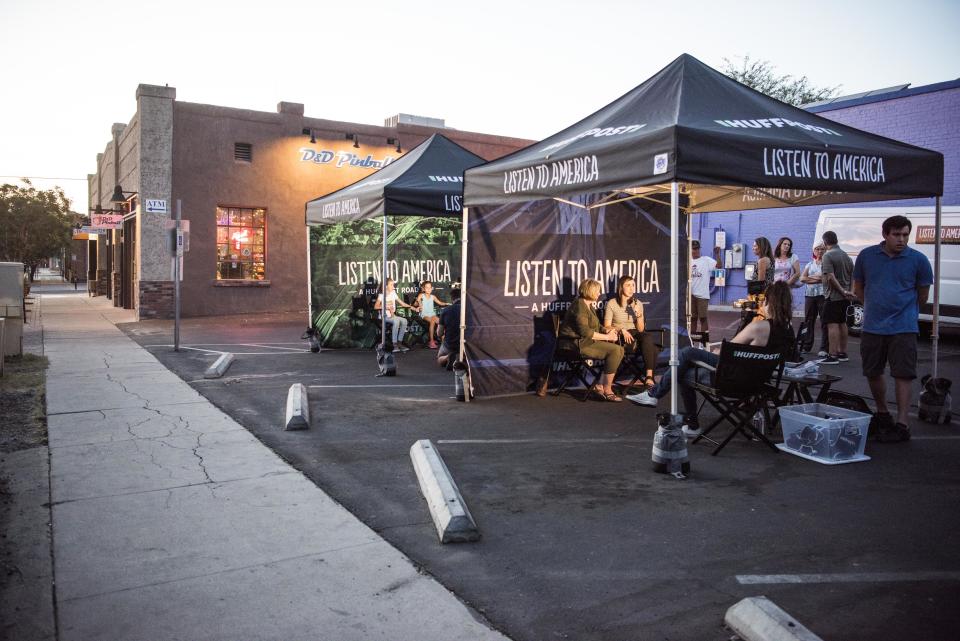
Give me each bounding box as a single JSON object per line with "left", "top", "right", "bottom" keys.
{"left": 38, "top": 280, "right": 507, "bottom": 641}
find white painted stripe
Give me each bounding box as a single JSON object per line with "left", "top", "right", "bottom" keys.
{"left": 308, "top": 384, "right": 449, "bottom": 388}
{"left": 437, "top": 438, "right": 646, "bottom": 444}
{"left": 736, "top": 571, "right": 960, "bottom": 585}
{"left": 909, "top": 435, "right": 960, "bottom": 440}
{"left": 238, "top": 343, "right": 308, "bottom": 352}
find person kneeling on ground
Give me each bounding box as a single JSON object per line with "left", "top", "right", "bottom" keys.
{"left": 437, "top": 288, "right": 462, "bottom": 369}
{"left": 558, "top": 278, "right": 624, "bottom": 402}
{"left": 625, "top": 280, "right": 796, "bottom": 436}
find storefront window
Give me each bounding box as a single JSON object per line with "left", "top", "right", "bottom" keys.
{"left": 216, "top": 207, "right": 266, "bottom": 280}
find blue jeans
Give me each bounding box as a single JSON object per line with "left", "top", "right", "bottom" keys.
{"left": 649, "top": 346, "right": 718, "bottom": 425}
{"left": 390, "top": 316, "right": 408, "bottom": 344}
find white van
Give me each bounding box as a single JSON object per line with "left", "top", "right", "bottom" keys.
{"left": 814, "top": 205, "right": 960, "bottom": 331}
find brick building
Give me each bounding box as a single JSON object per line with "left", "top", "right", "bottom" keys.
{"left": 87, "top": 85, "right": 530, "bottom": 319}
{"left": 695, "top": 78, "right": 960, "bottom": 306}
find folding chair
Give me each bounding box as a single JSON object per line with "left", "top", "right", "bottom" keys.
{"left": 548, "top": 314, "right": 606, "bottom": 401}
{"left": 689, "top": 340, "right": 786, "bottom": 455}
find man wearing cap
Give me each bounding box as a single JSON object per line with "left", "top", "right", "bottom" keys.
{"left": 689, "top": 240, "right": 716, "bottom": 343}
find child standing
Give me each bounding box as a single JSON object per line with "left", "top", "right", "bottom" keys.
{"left": 413, "top": 281, "right": 449, "bottom": 349}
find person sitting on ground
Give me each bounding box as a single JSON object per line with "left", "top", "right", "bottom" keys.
{"left": 374, "top": 278, "right": 415, "bottom": 352}
{"left": 413, "top": 280, "right": 449, "bottom": 349}
{"left": 626, "top": 281, "right": 796, "bottom": 436}
{"left": 558, "top": 278, "right": 624, "bottom": 402}
{"left": 604, "top": 275, "right": 660, "bottom": 390}
{"left": 437, "top": 288, "right": 461, "bottom": 368}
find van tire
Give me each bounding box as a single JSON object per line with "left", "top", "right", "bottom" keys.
{"left": 847, "top": 302, "right": 864, "bottom": 335}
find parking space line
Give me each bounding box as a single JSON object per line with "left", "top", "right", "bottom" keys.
{"left": 308, "top": 384, "right": 450, "bottom": 388}
{"left": 437, "top": 438, "right": 646, "bottom": 444}
{"left": 736, "top": 571, "right": 960, "bottom": 585}
{"left": 237, "top": 343, "right": 308, "bottom": 352}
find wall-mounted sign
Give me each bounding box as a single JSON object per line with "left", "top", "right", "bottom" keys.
{"left": 78, "top": 226, "right": 107, "bottom": 235}
{"left": 916, "top": 225, "right": 960, "bottom": 245}
{"left": 299, "top": 147, "right": 396, "bottom": 170}
{"left": 91, "top": 213, "right": 123, "bottom": 229}
{"left": 145, "top": 199, "right": 168, "bottom": 214}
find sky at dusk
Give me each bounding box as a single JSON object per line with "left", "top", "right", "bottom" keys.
{"left": 1, "top": 0, "right": 957, "bottom": 212}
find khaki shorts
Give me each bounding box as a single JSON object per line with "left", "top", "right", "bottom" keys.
{"left": 691, "top": 297, "right": 709, "bottom": 321}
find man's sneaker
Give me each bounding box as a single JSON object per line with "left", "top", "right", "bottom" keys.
{"left": 837, "top": 352, "right": 850, "bottom": 362}
{"left": 817, "top": 350, "right": 829, "bottom": 357}
{"left": 625, "top": 390, "right": 658, "bottom": 407}
{"left": 870, "top": 413, "right": 898, "bottom": 442}
{"left": 682, "top": 425, "right": 702, "bottom": 438}
{"left": 896, "top": 422, "right": 911, "bottom": 442}
{"left": 818, "top": 355, "right": 840, "bottom": 365}
{"left": 393, "top": 345, "right": 410, "bottom": 353}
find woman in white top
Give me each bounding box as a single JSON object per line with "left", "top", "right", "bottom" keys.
{"left": 374, "top": 278, "right": 415, "bottom": 352}
{"left": 772, "top": 236, "right": 801, "bottom": 286}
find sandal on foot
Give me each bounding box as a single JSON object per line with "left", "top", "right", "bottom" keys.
{"left": 602, "top": 392, "right": 623, "bottom": 402}
{"left": 644, "top": 376, "right": 656, "bottom": 389}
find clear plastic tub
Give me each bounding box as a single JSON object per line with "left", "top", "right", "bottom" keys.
{"left": 777, "top": 403, "right": 871, "bottom": 464}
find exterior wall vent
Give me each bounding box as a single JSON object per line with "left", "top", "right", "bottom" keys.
{"left": 234, "top": 142, "right": 253, "bottom": 162}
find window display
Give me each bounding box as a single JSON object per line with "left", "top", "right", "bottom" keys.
{"left": 216, "top": 207, "right": 266, "bottom": 280}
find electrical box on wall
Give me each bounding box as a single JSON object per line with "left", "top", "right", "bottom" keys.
{"left": 731, "top": 243, "right": 745, "bottom": 268}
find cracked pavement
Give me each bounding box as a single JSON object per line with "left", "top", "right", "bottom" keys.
{"left": 40, "top": 284, "right": 509, "bottom": 641}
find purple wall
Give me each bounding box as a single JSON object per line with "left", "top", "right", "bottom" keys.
{"left": 698, "top": 83, "right": 960, "bottom": 306}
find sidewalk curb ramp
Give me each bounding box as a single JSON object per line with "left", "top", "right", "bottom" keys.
{"left": 725, "top": 596, "right": 824, "bottom": 641}
{"left": 409, "top": 439, "right": 480, "bottom": 543}
{"left": 285, "top": 383, "right": 310, "bottom": 430}
{"left": 204, "top": 352, "right": 234, "bottom": 378}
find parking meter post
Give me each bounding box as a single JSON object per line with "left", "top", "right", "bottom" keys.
{"left": 174, "top": 199, "right": 182, "bottom": 352}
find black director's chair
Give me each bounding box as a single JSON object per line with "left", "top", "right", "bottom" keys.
{"left": 689, "top": 340, "right": 786, "bottom": 455}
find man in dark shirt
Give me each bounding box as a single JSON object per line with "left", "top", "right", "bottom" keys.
{"left": 437, "top": 288, "right": 461, "bottom": 368}
{"left": 853, "top": 215, "right": 934, "bottom": 441}
{"left": 819, "top": 230, "right": 855, "bottom": 365}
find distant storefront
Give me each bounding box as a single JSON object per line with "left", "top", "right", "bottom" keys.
{"left": 87, "top": 85, "right": 531, "bottom": 319}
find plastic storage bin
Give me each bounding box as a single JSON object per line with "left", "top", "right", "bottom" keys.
{"left": 777, "top": 403, "right": 871, "bottom": 464}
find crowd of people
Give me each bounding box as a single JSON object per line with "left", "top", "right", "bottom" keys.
{"left": 367, "top": 215, "right": 933, "bottom": 443}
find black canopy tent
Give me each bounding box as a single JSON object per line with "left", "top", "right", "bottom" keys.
{"left": 305, "top": 134, "right": 485, "bottom": 358}
{"left": 462, "top": 54, "right": 945, "bottom": 410}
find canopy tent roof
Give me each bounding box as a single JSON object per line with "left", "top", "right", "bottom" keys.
{"left": 306, "top": 134, "right": 485, "bottom": 225}
{"left": 464, "top": 54, "right": 944, "bottom": 213}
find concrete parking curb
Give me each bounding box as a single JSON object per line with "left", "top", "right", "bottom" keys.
{"left": 204, "top": 352, "right": 234, "bottom": 378}
{"left": 409, "top": 439, "right": 480, "bottom": 543}
{"left": 725, "top": 596, "right": 824, "bottom": 641}
{"left": 285, "top": 383, "right": 310, "bottom": 430}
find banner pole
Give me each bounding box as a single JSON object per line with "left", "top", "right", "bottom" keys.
{"left": 382, "top": 214, "right": 388, "bottom": 353}
{"left": 305, "top": 227, "right": 312, "bottom": 328}
{"left": 670, "top": 182, "right": 679, "bottom": 416}
{"left": 933, "top": 196, "right": 942, "bottom": 379}
{"left": 174, "top": 199, "right": 181, "bottom": 352}
{"left": 459, "top": 206, "right": 470, "bottom": 401}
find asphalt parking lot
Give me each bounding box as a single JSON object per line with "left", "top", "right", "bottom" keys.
{"left": 121, "top": 313, "right": 960, "bottom": 641}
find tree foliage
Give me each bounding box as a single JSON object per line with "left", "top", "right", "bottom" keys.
{"left": 722, "top": 56, "right": 840, "bottom": 107}
{"left": 0, "top": 180, "right": 75, "bottom": 271}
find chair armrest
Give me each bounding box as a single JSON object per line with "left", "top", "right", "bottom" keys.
{"left": 691, "top": 360, "right": 716, "bottom": 373}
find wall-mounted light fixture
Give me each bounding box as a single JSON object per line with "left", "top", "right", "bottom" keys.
{"left": 387, "top": 137, "right": 402, "bottom": 153}
{"left": 345, "top": 133, "right": 360, "bottom": 148}
{"left": 302, "top": 127, "right": 317, "bottom": 144}
{"left": 110, "top": 185, "right": 137, "bottom": 205}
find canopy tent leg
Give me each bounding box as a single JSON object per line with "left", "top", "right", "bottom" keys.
{"left": 306, "top": 228, "right": 313, "bottom": 325}
{"left": 382, "top": 213, "right": 388, "bottom": 355}
{"left": 459, "top": 207, "right": 470, "bottom": 401}
{"left": 933, "top": 196, "right": 942, "bottom": 379}
{"left": 670, "top": 182, "right": 679, "bottom": 417}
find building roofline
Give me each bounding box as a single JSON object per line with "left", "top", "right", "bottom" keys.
{"left": 805, "top": 78, "right": 960, "bottom": 113}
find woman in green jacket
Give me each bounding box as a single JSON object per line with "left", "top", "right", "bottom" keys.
{"left": 559, "top": 278, "right": 625, "bottom": 401}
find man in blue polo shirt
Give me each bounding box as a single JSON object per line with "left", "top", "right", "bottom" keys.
{"left": 853, "top": 215, "right": 934, "bottom": 442}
